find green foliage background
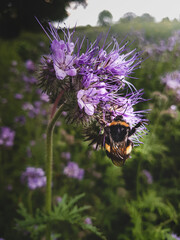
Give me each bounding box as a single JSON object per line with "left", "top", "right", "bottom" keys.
{"left": 1, "top": 19, "right": 180, "bottom": 240}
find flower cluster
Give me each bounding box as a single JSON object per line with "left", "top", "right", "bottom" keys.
{"left": 38, "top": 23, "right": 148, "bottom": 161}
{"left": 63, "top": 161, "right": 84, "bottom": 180}
{"left": 0, "top": 127, "right": 15, "bottom": 147}
{"left": 144, "top": 30, "right": 180, "bottom": 57}
{"left": 161, "top": 70, "right": 180, "bottom": 101}
{"left": 21, "top": 167, "right": 46, "bottom": 190}
{"left": 22, "top": 101, "right": 47, "bottom": 118}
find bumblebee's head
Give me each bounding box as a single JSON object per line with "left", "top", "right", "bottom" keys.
{"left": 108, "top": 124, "right": 128, "bottom": 142}
{"left": 113, "top": 115, "right": 124, "bottom": 121}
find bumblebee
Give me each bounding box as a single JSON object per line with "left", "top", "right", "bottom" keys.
{"left": 104, "top": 115, "right": 143, "bottom": 167}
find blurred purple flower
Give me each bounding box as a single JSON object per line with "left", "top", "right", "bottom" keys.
{"left": 42, "top": 133, "right": 47, "bottom": 139}
{"left": 62, "top": 111, "right": 67, "bottom": 116}
{"left": 22, "top": 101, "right": 45, "bottom": 118}
{"left": 161, "top": 71, "right": 180, "bottom": 90}
{"left": 61, "top": 152, "right": 71, "bottom": 161}
{"left": 63, "top": 161, "right": 84, "bottom": 180}
{"left": 25, "top": 60, "right": 36, "bottom": 72}
{"left": 142, "top": 169, "right": 153, "bottom": 184}
{"left": 14, "top": 116, "right": 26, "bottom": 125}
{"left": 84, "top": 217, "right": 92, "bottom": 225}
{"left": 26, "top": 147, "right": 32, "bottom": 158}
{"left": 56, "top": 196, "right": 62, "bottom": 203}
{"left": 40, "top": 93, "right": 49, "bottom": 102}
{"left": 14, "top": 93, "right": 24, "bottom": 99}
{"left": 39, "top": 41, "right": 45, "bottom": 48}
{"left": 170, "top": 105, "right": 177, "bottom": 111}
{"left": 21, "top": 167, "right": 46, "bottom": 190}
{"left": 172, "top": 233, "right": 180, "bottom": 240}
{"left": 161, "top": 71, "right": 180, "bottom": 101}
{"left": 6, "top": 184, "right": 13, "bottom": 191}
{"left": 1, "top": 98, "right": 7, "bottom": 104}
{"left": 22, "top": 75, "right": 37, "bottom": 84}
{"left": 11, "top": 60, "right": 18, "bottom": 67}
{"left": 0, "top": 127, "right": 15, "bottom": 147}
{"left": 30, "top": 140, "right": 36, "bottom": 146}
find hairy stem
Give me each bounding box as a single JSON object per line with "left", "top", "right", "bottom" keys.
{"left": 50, "top": 90, "right": 65, "bottom": 119}
{"left": 45, "top": 103, "right": 64, "bottom": 239}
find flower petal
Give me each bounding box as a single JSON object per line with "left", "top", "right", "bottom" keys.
{"left": 84, "top": 103, "right": 94, "bottom": 115}
{"left": 77, "top": 90, "right": 85, "bottom": 99}
{"left": 66, "top": 67, "right": 77, "bottom": 76}
{"left": 54, "top": 65, "right": 66, "bottom": 80}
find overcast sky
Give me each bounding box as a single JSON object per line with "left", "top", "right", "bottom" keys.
{"left": 59, "top": 0, "right": 180, "bottom": 27}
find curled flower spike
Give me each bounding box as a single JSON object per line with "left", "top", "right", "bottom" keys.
{"left": 37, "top": 22, "right": 149, "bottom": 166}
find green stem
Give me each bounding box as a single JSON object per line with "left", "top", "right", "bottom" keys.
{"left": 136, "top": 157, "right": 142, "bottom": 197}
{"left": 45, "top": 103, "right": 64, "bottom": 240}
{"left": 28, "top": 191, "right": 33, "bottom": 215}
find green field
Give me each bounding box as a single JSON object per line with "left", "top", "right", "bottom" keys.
{"left": 1, "top": 20, "right": 180, "bottom": 240}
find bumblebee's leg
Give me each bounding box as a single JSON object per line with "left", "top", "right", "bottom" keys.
{"left": 128, "top": 122, "right": 142, "bottom": 137}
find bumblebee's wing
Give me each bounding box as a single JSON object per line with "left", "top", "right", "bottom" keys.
{"left": 105, "top": 134, "right": 127, "bottom": 166}
{"left": 111, "top": 141, "right": 127, "bottom": 164}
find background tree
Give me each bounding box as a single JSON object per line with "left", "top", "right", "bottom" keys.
{"left": 139, "top": 13, "right": 155, "bottom": 22}
{"left": 97, "top": 10, "right": 113, "bottom": 26}
{"left": 0, "top": 0, "right": 87, "bottom": 38}
{"left": 161, "top": 17, "right": 171, "bottom": 23}
{"left": 120, "top": 12, "right": 136, "bottom": 23}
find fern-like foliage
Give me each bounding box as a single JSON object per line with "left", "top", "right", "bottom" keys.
{"left": 126, "top": 190, "right": 178, "bottom": 240}
{"left": 15, "top": 193, "right": 106, "bottom": 240}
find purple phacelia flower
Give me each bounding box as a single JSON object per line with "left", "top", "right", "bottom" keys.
{"left": 40, "top": 93, "right": 49, "bottom": 102}
{"left": 56, "top": 196, "right": 62, "bottom": 203}
{"left": 14, "top": 93, "right": 24, "bottom": 99}
{"left": 172, "top": 233, "right": 180, "bottom": 240}
{"left": 22, "top": 101, "right": 45, "bottom": 118}
{"left": 7, "top": 184, "right": 13, "bottom": 191}
{"left": 37, "top": 22, "right": 149, "bottom": 166}
{"left": 22, "top": 75, "right": 37, "bottom": 84}
{"left": 161, "top": 71, "right": 180, "bottom": 90}
{"left": 51, "top": 39, "right": 77, "bottom": 80}
{"left": 11, "top": 60, "right": 18, "bottom": 67}
{"left": 26, "top": 146, "right": 32, "bottom": 158}
{"left": 61, "top": 152, "right": 71, "bottom": 161}
{"left": 21, "top": 167, "right": 46, "bottom": 190}
{"left": 63, "top": 161, "right": 84, "bottom": 180}
{"left": 84, "top": 217, "right": 92, "bottom": 225}
{"left": 25, "top": 60, "right": 36, "bottom": 72}
{"left": 77, "top": 88, "right": 107, "bottom": 116}
{"left": 14, "top": 116, "right": 26, "bottom": 125}
{"left": 142, "top": 169, "right": 153, "bottom": 184}
{"left": 161, "top": 71, "right": 180, "bottom": 101}
{"left": 0, "top": 127, "right": 15, "bottom": 147}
